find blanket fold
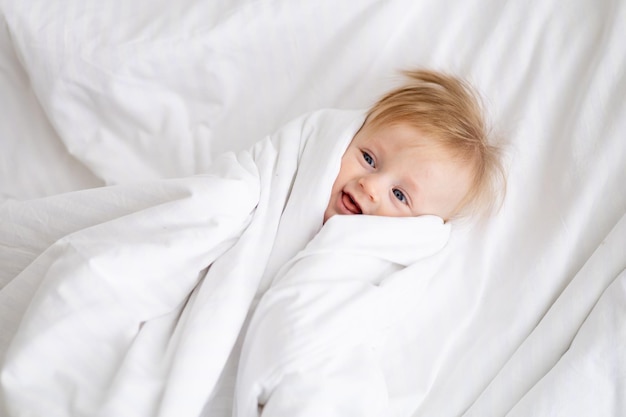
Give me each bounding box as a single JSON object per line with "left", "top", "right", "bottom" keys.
{"left": 235, "top": 215, "right": 450, "bottom": 416}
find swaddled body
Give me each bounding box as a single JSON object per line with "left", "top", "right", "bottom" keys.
{"left": 236, "top": 214, "right": 450, "bottom": 416}
{"left": 0, "top": 108, "right": 451, "bottom": 417}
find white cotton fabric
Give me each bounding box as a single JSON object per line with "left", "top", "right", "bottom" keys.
{"left": 0, "top": 110, "right": 451, "bottom": 417}
{"left": 236, "top": 215, "right": 449, "bottom": 417}
{"left": 1, "top": 0, "right": 625, "bottom": 416}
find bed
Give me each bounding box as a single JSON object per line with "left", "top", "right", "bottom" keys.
{"left": 0, "top": 0, "right": 624, "bottom": 416}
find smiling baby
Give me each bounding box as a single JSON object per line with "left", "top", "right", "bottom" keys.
{"left": 324, "top": 70, "right": 505, "bottom": 224}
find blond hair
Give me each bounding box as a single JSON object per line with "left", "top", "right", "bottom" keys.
{"left": 365, "top": 69, "right": 506, "bottom": 220}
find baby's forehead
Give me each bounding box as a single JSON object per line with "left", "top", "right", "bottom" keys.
{"left": 357, "top": 125, "right": 476, "bottom": 176}
{"left": 354, "top": 121, "right": 451, "bottom": 155}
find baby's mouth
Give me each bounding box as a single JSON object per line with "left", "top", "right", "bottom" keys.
{"left": 342, "top": 191, "right": 362, "bottom": 214}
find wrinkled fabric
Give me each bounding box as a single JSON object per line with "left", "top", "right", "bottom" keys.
{"left": 0, "top": 109, "right": 451, "bottom": 417}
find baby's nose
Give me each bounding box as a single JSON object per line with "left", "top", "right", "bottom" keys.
{"left": 358, "top": 175, "right": 382, "bottom": 202}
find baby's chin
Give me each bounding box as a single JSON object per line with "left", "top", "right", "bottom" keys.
{"left": 322, "top": 201, "right": 341, "bottom": 224}
{"left": 322, "top": 194, "right": 338, "bottom": 224}
{"left": 322, "top": 208, "right": 333, "bottom": 224}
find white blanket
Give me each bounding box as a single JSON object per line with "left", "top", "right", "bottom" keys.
{"left": 1, "top": 0, "right": 625, "bottom": 416}
{"left": 0, "top": 109, "right": 450, "bottom": 417}
{"left": 236, "top": 215, "right": 449, "bottom": 416}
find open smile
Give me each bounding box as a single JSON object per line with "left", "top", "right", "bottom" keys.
{"left": 341, "top": 191, "right": 362, "bottom": 215}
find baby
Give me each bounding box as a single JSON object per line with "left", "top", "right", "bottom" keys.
{"left": 0, "top": 69, "right": 506, "bottom": 417}
{"left": 324, "top": 69, "right": 504, "bottom": 224}
{"left": 237, "top": 71, "right": 507, "bottom": 416}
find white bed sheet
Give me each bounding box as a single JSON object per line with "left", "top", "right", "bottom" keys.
{"left": 0, "top": 15, "right": 102, "bottom": 201}
{"left": 1, "top": 0, "right": 624, "bottom": 416}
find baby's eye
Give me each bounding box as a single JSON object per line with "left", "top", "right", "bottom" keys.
{"left": 362, "top": 151, "right": 375, "bottom": 167}
{"left": 393, "top": 188, "right": 408, "bottom": 204}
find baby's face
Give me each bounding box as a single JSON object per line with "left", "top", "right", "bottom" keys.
{"left": 324, "top": 122, "right": 474, "bottom": 222}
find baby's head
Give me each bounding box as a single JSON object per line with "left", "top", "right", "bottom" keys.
{"left": 324, "top": 69, "right": 505, "bottom": 223}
